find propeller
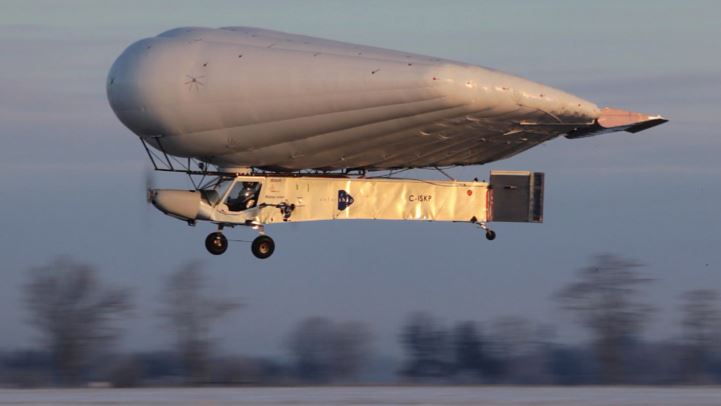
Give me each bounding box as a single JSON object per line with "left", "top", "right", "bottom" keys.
{"left": 138, "top": 167, "right": 158, "bottom": 229}
{"left": 144, "top": 167, "right": 157, "bottom": 205}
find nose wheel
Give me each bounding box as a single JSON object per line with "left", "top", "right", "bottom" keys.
{"left": 205, "top": 232, "right": 228, "bottom": 255}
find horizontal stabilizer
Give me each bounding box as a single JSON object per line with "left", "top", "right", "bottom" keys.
{"left": 565, "top": 107, "right": 667, "bottom": 139}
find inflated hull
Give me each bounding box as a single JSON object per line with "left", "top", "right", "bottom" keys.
{"left": 107, "top": 27, "right": 600, "bottom": 171}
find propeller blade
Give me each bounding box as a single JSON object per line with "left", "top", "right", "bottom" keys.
{"left": 144, "top": 167, "right": 156, "bottom": 204}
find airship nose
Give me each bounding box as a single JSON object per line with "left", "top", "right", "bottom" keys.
{"left": 106, "top": 37, "right": 184, "bottom": 139}
{"left": 151, "top": 189, "right": 201, "bottom": 221}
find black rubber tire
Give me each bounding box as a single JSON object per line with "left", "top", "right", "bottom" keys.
{"left": 485, "top": 230, "right": 496, "bottom": 241}
{"left": 205, "top": 232, "right": 228, "bottom": 255}
{"left": 251, "top": 235, "right": 275, "bottom": 259}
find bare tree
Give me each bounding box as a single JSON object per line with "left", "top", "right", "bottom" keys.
{"left": 286, "top": 317, "right": 372, "bottom": 383}
{"left": 329, "top": 321, "right": 372, "bottom": 381}
{"left": 24, "top": 257, "right": 132, "bottom": 385}
{"left": 488, "top": 316, "right": 554, "bottom": 383}
{"left": 287, "top": 317, "right": 334, "bottom": 382}
{"left": 451, "top": 321, "right": 502, "bottom": 382}
{"left": 679, "top": 289, "right": 720, "bottom": 383}
{"left": 489, "top": 316, "right": 536, "bottom": 361}
{"left": 160, "top": 261, "right": 240, "bottom": 384}
{"left": 399, "top": 312, "right": 451, "bottom": 380}
{"left": 556, "top": 254, "right": 654, "bottom": 383}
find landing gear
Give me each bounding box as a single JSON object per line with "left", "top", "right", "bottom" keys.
{"left": 476, "top": 222, "right": 496, "bottom": 241}
{"left": 251, "top": 235, "right": 275, "bottom": 259}
{"left": 205, "top": 232, "right": 228, "bottom": 255}
{"left": 204, "top": 227, "right": 275, "bottom": 259}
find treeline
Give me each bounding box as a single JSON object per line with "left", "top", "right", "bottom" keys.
{"left": 1, "top": 254, "right": 720, "bottom": 387}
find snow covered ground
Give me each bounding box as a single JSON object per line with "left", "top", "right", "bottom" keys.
{"left": 1, "top": 386, "right": 720, "bottom": 405}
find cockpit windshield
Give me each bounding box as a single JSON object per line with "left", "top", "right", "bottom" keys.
{"left": 225, "top": 181, "right": 261, "bottom": 212}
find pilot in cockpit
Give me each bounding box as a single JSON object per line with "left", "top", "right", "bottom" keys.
{"left": 227, "top": 181, "right": 260, "bottom": 212}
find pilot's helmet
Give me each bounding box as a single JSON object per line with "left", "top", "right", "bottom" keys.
{"left": 242, "top": 181, "right": 256, "bottom": 188}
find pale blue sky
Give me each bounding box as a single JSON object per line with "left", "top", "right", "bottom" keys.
{"left": 1, "top": 1, "right": 720, "bottom": 357}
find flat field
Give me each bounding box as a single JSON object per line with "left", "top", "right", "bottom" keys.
{"left": 1, "top": 386, "right": 721, "bottom": 405}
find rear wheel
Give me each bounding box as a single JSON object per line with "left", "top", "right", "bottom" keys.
{"left": 251, "top": 235, "right": 275, "bottom": 259}
{"left": 205, "top": 232, "right": 228, "bottom": 255}
{"left": 485, "top": 230, "right": 496, "bottom": 241}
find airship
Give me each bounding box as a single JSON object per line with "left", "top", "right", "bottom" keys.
{"left": 107, "top": 27, "right": 666, "bottom": 259}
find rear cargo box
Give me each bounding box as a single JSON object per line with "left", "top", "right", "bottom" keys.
{"left": 489, "top": 171, "right": 544, "bottom": 223}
